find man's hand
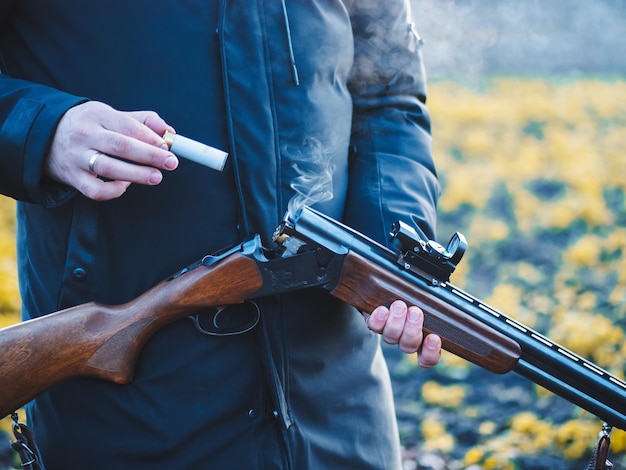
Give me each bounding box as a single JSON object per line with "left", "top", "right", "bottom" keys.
{"left": 367, "top": 300, "right": 441, "bottom": 368}
{"left": 45, "top": 101, "right": 179, "bottom": 201}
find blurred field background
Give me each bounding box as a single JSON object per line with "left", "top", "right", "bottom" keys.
{"left": 387, "top": 1, "right": 626, "bottom": 469}
{"left": 386, "top": 78, "right": 626, "bottom": 470}
{"left": 0, "top": 0, "right": 625, "bottom": 468}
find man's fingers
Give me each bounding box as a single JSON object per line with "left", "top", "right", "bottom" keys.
{"left": 126, "top": 110, "right": 175, "bottom": 137}
{"left": 382, "top": 301, "right": 410, "bottom": 344}
{"left": 45, "top": 101, "right": 182, "bottom": 202}
{"left": 369, "top": 301, "right": 424, "bottom": 350}
{"left": 418, "top": 334, "right": 442, "bottom": 368}
{"left": 367, "top": 305, "right": 388, "bottom": 332}
{"left": 75, "top": 174, "right": 131, "bottom": 201}
{"left": 101, "top": 108, "right": 168, "bottom": 147}
{"left": 86, "top": 152, "right": 164, "bottom": 186}
{"left": 397, "top": 306, "right": 425, "bottom": 353}
{"left": 367, "top": 301, "right": 442, "bottom": 367}
{"left": 77, "top": 103, "right": 179, "bottom": 172}
{"left": 98, "top": 128, "right": 178, "bottom": 172}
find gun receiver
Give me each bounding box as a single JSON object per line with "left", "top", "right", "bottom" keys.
{"left": 0, "top": 206, "right": 624, "bottom": 432}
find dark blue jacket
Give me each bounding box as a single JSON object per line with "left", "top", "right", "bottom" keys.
{"left": 0, "top": 1, "right": 438, "bottom": 468}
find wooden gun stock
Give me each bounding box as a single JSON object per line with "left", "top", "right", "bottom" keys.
{"left": 331, "top": 251, "right": 521, "bottom": 374}
{"left": 0, "top": 250, "right": 263, "bottom": 418}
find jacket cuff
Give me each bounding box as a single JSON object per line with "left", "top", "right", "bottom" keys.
{"left": 25, "top": 93, "right": 86, "bottom": 207}
{"left": 0, "top": 88, "right": 85, "bottom": 206}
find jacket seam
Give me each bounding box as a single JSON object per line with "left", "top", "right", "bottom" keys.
{"left": 218, "top": 0, "right": 250, "bottom": 239}
{"left": 258, "top": 0, "right": 286, "bottom": 226}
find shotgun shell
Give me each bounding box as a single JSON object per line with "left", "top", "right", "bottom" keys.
{"left": 163, "top": 131, "right": 228, "bottom": 172}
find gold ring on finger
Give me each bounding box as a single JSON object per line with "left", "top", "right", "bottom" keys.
{"left": 88, "top": 152, "right": 101, "bottom": 175}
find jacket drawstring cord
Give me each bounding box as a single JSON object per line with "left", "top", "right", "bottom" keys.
{"left": 280, "top": 0, "right": 300, "bottom": 86}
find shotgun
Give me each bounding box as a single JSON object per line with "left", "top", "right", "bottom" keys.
{"left": 0, "top": 206, "right": 624, "bottom": 431}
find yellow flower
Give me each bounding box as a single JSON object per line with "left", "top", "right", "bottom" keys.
{"left": 563, "top": 236, "right": 603, "bottom": 268}
{"left": 463, "top": 446, "right": 485, "bottom": 465}
{"left": 478, "top": 421, "right": 497, "bottom": 435}
{"left": 485, "top": 284, "right": 522, "bottom": 317}
{"left": 421, "top": 416, "right": 455, "bottom": 453}
{"left": 612, "top": 428, "right": 626, "bottom": 453}
{"left": 420, "top": 381, "right": 466, "bottom": 408}
{"left": 509, "top": 412, "right": 541, "bottom": 433}
{"left": 554, "top": 419, "right": 598, "bottom": 459}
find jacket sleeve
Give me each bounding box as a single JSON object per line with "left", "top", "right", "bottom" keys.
{"left": 0, "top": 73, "right": 85, "bottom": 205}
{"left": 343, "top": 0, "right": 439, "bottom": 245}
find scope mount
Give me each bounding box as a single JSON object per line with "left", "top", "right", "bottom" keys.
{"left": 390, "top": 221, "right": 467, "bottom": 285}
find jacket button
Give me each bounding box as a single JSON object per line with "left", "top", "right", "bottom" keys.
{"left": 248, "top": 409, "right": 257, "bottom": 419}
{"left": 71, "top": 267, "right": 87, "bottom": 282}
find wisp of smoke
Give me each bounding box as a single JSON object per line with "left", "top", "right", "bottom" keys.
{"left": 284, "top": 137, "right": 334, "bottom": 218}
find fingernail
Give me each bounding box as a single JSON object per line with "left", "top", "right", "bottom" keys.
{"left": 408, "top": 309, "right": 420, "bottom": 323}
{"left": 425, "top": 336, "right": 439, "bottom": 350}
{"left": 164, "top": 155, "right": 178, "bottom": 170}
{"left": 148, "top": 171, "right": 162, "bottom": 185}
{"left": 390, "top": 303, "right": 404, "bottom": 317}
{"left": 375, "top": 307, "right": 388, "bottom": 320}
